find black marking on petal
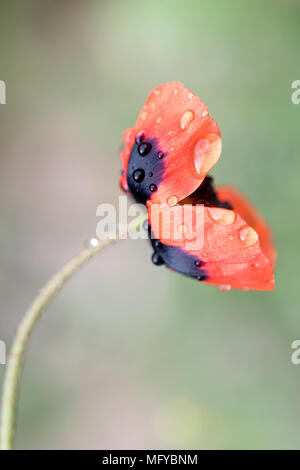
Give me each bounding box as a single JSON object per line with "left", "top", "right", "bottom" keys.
{"left": 148, "top": 225, "right": 208, "bottom": 281}
{"left": 127, "top": 137, "right": 165, "bottom": 204}
{"left": 180, "top": 176, "right": 233, "bottom": 209}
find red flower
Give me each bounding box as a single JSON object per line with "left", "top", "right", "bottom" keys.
{"left": 120, "top": 82, "right": 276, "bottom": 291}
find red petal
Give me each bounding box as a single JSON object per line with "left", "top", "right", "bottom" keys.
{"left": 120, "top": 82, "right": 221, "bottom": 204}
{"left": 216, "top": 185, "right": 277, "bottom": 265}
{"left": 149, "top": 203, "right": 275, "bottom": 291}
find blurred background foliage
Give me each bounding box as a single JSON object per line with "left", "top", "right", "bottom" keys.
{"left": 0, "top": 0, "right": 300, "bottom": 449}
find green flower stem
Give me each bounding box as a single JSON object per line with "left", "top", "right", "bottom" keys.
{"left": 0, "top": 213, "right": 146, "bottom": 450}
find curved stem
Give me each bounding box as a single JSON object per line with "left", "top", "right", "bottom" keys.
{"left": 0, "top": 213, "right": 146, "bottom": 450}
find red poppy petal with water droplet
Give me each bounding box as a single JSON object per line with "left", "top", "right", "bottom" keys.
{"left": 216, "top": 185, "right": 277, "bottom": 265}
{"left": 120, "top": 82, "right": 221, "bottom": 204}
{"left": 149, "top": 203, "right": 275, "bottom": 291}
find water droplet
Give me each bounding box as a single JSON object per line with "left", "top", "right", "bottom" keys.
{"left": 138, "top": 142, "right": 152, "bottom": 156}
{"left": 194, "top": 260, "right": 205, "bottom": 267}
{"left": 169, "top": 146, "right": 175, "bottom": 152}
{"left": 149, "top": 184, "right": 157, "bottom": 192}
{"left": 135, "top": 132, "right": 144, "bottom": 144}
{"left": 156, "top": 116, "right": 162, "bottom": 124}
{"left": 87, "top": 237, "right": 99, "bottom": 248}
{"left": 194, "top": 138, "right": 210, "bottom": 174}
{"left": 168, "top": 130, "right": 173, "bottom": 135}
{"left": 228, "top": 234, "right": 234, "bottom": 241}
{"left": 239, "top": 226, "right": 258, "bottom": 246}
{"left": 157, "top": 151, "right": 164, "bottom": 159}
{"left": 133, "top": 168, "right": 145, "bottom": 183}
{"left": 202, "top": 110, "right": 208, "bottom": 117}
{"left": 148, "top": 171, "right": 153, "bottom": 177}
{"left": 208, "top": 208, "right": 235, "bottom": 225}
{"left": 140, "top": 111, "right": 148, "bottom": 120}
{"left": 167, "top": 196, "right": 178, "bottom": 206}
{"left": 188, "top": 92, "right": 193, "bottom": 100}
{"left": 174, "top": 88, "right": 178, "bottom": 95}
{"left": 152, "top": 252, "right": 164, "bottom": 265}
{"left": 178, "top": 224, "right": 187, "bottom": 234}
{"left": 218, "top": 284, "right": 231, "bottom": 292}
{"left": 180, "top": 110, "right": 194, "bottom": 130}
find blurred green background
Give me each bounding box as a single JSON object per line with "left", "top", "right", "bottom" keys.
{"left": 0, "top": 0, "right": 300, "bottom": 450}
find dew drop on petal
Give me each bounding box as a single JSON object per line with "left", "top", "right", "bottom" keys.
{"left": 140, "top": 111, "right": 148, "bottom": 120}
{"left": 135, "top": 132, "right": 144, "bottom": 144}
{"left": 239, "top": 226, "right": 258, "bottom": 246}
{"left": 167, "top": 196, "right": 178, "bottom": 206}
{"left": 202, "top": 110, "right": 208, "bottom": 117}
{"left": 133, "top": 168, "right": 145, "bottom": 183}
{"left": 149, "top": 184, "right": 157, "bottom": 193}
{"left": 156, "top": 116, "right": 162, "bottom": 124}
{"left": 180, "top": 110, "right": 194, "bottom": 130}
{"left": 208, "top": 208, "right": 235, "bottom": 225}
{"left": 178, "top": 224, "right": 187, "bottom": 234}
{"left": 138, "top": 142, "right": 152, "bottom": 156}
{"left": 194, "top": 139, "right": 210, "bottom": 174}
{"left": 218, "top": 284, "right": 231, "bottom": 292}
{"left": 152, "top": 252, "right": 164, "bottom": 265}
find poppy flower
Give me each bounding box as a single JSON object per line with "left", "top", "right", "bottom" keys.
{"left": 120, "top": 82, "right": 276, "bottom": 291}
{"left": 120, "top": 81, "right": 221, "bottom": 206}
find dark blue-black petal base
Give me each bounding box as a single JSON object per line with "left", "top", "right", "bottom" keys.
{"left": 126, "top": 134, "right": 166, "bottom": 205}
